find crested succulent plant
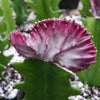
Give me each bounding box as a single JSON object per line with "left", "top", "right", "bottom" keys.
{"left": 10, "top": 18, "right": 96, "bottom": 73}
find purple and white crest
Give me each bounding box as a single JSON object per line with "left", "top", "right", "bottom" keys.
{"left": 9, "top": 18, "right": 96, "bottom": 73}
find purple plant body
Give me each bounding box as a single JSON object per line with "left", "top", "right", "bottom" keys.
{"left": 90, "top": 0, "right": 100, "bottom": 17}
{"left": 9, "top": 18, "right": 96, "bottom": 73}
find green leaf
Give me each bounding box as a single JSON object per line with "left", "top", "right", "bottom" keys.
{"left": 78, "top": 18, "right": 100, "bottom": 86}
{"left": 1, "top": 0, "right": 15, "bottom": 35}
{"left": 0, "top": 42, "right": 12, "bottom": 82}
{"left": 0, "top": 39, "right": 9, "bottom": 51}
{"left": 0, "top": 0, "right": 14, "bottom": 82}
{"left": 0, "top": 50, "right": 12, "bottom": 82}
{"left": 12, "top": 0, "right": 26, "bottom": 25}
{"left": 0, "top": 8, "right": 3, "bottom": 16}
{"left": 13, "top": 59, "right": 81, "bottom": 100}
{"left": 0, "top": 17, "right": 7, "bottom": 34}
{"left": 27, "top": 0, "right": 64, "bottom": 21}
{"left": 0, "top": 53, "right": 13, "bottom": 66}
{"left": 80, "top": 0, "right": 93, "bottom": 17}
{"left": 0, "top": 64, "right": 8, "bottom": 82}
{"left": 0, "top": 64, "right": 4, "bottom": 74}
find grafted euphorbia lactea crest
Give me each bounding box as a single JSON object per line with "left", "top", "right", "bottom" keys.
{"left": 9, "top": 18, "right": 96, "bottom": 73}
{"left": 90, "top": 0, "right": 100, "bottom": 18}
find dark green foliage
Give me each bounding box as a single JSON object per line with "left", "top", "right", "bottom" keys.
{"left": 0, "top": 45, "right": 12, "bottom": 82}
{"left": 0, "top": 51, "right": 12, "bottom": 82}
{"left": 13, "top": 59, "right": 81, "bottom": 100}
{"left": 0, "top": 53, "right": 12, "bottom": 66}
{"left": 0, "top": 64, "right": 8, "bottom": 82}
{"left": 0, "top": 0, "right": 15, "bottom": 35}
{"left": 0, "top": 0, "right": 14, "bottom": 61}
{"left": 0, "top": 39, "right": 12, "bottom": 81}
{"left": 0, "top": 39, "right": 8, "bottom": 51}
{"left": 80, "top": 0, "right": 93, "bottom": 17}
{"left": 0, "top": 8, "right": 3, "bottom": 16}
{"left": 0, "top": 64, "right": 5, "bottom": 76}
{"left": 0, "top": 18, "right": 7, "bottom": 34}
{"left": 78, "top": 18, "right": 100, "bottom": 86}
{"left": 0, "top": 0, "right": 15, "bottom": 47}
{"left": 0, "top": 53, "right": 12, "bottom": 82}
{"left": 12, "top": 0, "right": 26, "bottom": 25}
{"left": 0, "top": 0, "right": 14, "bottom": 82}
{"left": 27, "top": 0, "right": 64, "bottom": 21}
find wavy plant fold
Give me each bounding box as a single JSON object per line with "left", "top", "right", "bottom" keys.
{"left": 10, "top": 18, "right": 96, "bottom": 73}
